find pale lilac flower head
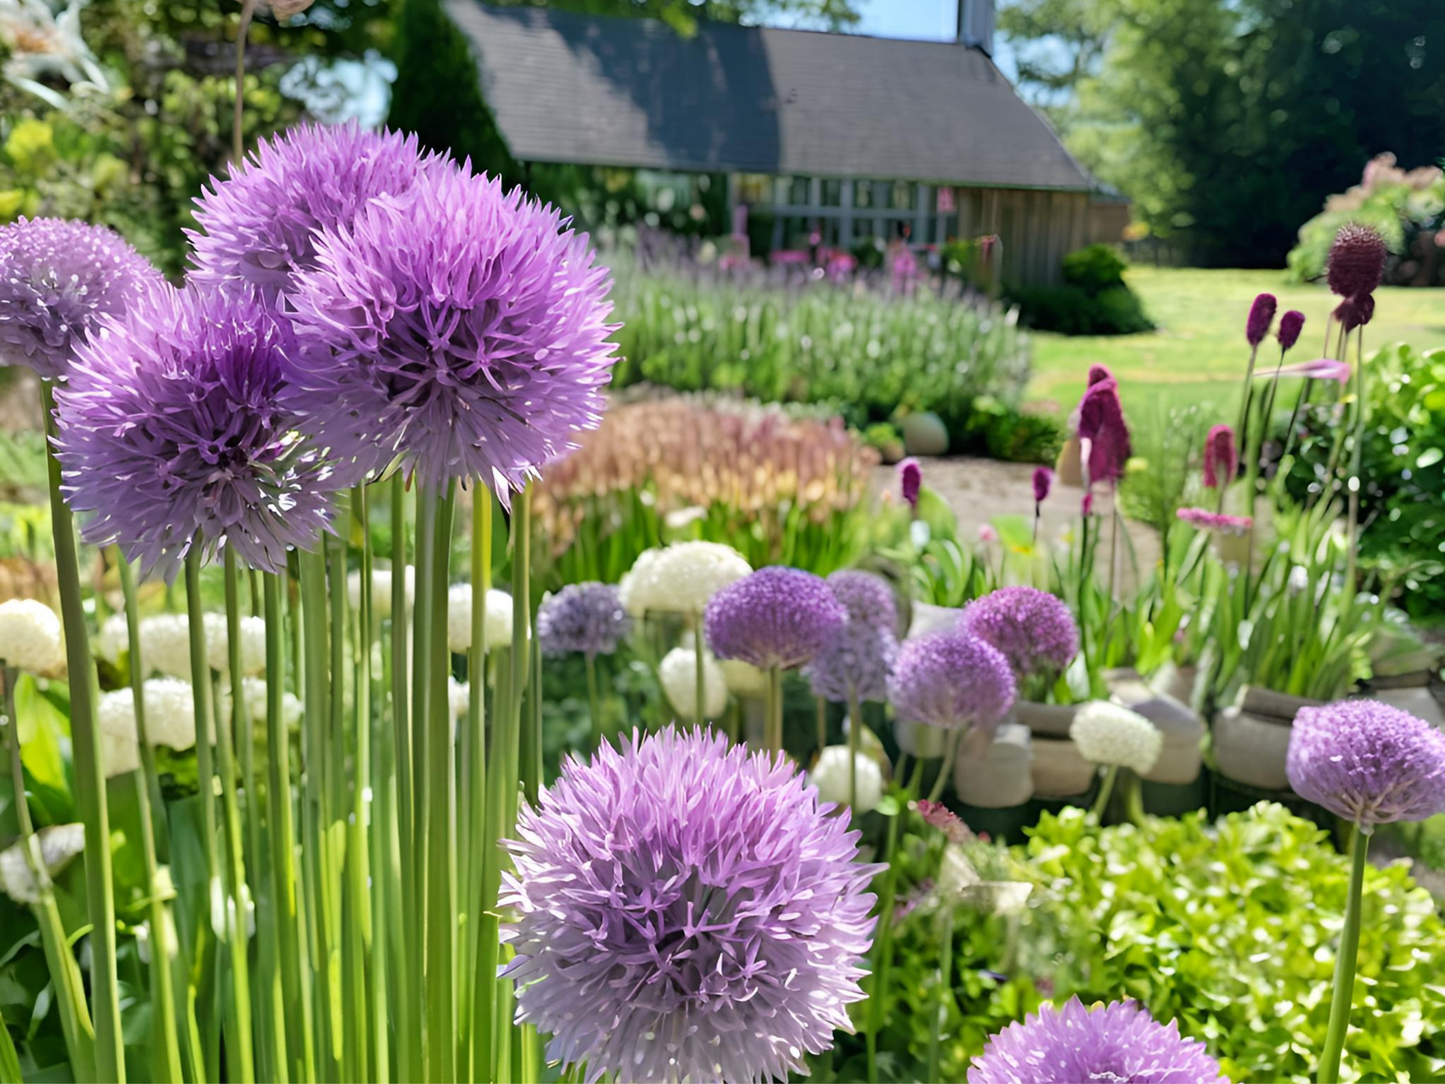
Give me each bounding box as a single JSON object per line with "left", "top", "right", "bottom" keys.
{"left": 705, "top": 566, "right": 847, "bottom": 671}
{"left": 0, "top": 217, "right": 163, "bottom": 379}
{"left": 1287, "top": 699, "right": 1445, "bottom": 833}
{"left": 959, "top": 586, "right": 1078, "bottom": 678}
{"left": 826, "top": 570, "right": 898, "bottom": 636}
{"left": 536, "top": 582, "right": 630, "bottom": 659}
{"left": 1202, "top": 424, "right": 1237, "bottom": 489}
{"left": 968, "top": 998, "right": 1229, "bottom": 1084}
{"left": 189, "top": 122, "right": 432, "bottom": 302}
{"left": 1277, "top": 310, "right": 1305, "bottom": 352}
{"left": 1245, "top": 292, "right": 1277, "bottom": 346}
{"left": 1032, "top": 466, "right": 1052, "bottom": 505}
{"left": 284, "top": 163, "right": 618, "bottom": 494}
{"left": 54, "top": 284, "right": 334, "bottom": 580}
{"left": 899, "top": 457, "right": 921, "bottom": 510}
{"left": 805, "top": 571, "right": 899, "bottom": 702}
{"left": 1327, "top": 223, "right": 1387, "bottom": 299}
{"left": 500, "top": 728, "right": 881, "bottom": 1084}
{"left": 887, "top": 630, "right": 1015, "bottom": 735}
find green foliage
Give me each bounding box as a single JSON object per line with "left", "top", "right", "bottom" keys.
{"left": 1009, "top": 246, "right": 1153, "bottom": 336}
{"left": 957, "top": 396, "right": 1065, "bottom": 464}
{"left": 1118, "top": 401, "right": 1209, "bottom": 547}
{"left": 1061, "top": 242, "right": 1127, "bottom": 293}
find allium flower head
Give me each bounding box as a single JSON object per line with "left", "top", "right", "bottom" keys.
{"left": 0, "top": 598, "right": 64, "bottom": 675}
{"left": 658, "top": 646, "right": 728, "bottom": 720}
{"left": 720, "top": 658, "right": 768, "bottom": 697}
{"left": 1278, "top": 310, "right": 1305, "bottom": 352}
{"left": 1245, "top": 292, "right": 1277, "bottom": 347}
{"left": 1202, "top": 424, "right": 1238, "bottom": 489}
{"left": 1077, "top": 375, "right": 1131, "bottom": 488}
{"left": 189, "top": 122, "right": 432, "bottom": 302}
{"left": 619, "top": 542, "right": 751, "bottom": 617}
{"left": 705, "top": 566, "right": 847, "bottom": 671}
{"left": 1336, "top": 292, "right": 1375, "bottom": 332}
{"left": 886, "top": 630, "right": 1016, "bottom": 736}
{"left": 446, "top": 585, "right": 514, "bottom": 653}
{"left": 1327, "top": 223, "right": 1387, "bottom": 299}
{"left": 55, "top": 285, "right": 334, "bottom": 581}
{"left": 97, "top": 678, "right": 199, "bottom": 777}
{"left": 809, "top": 745, "right": 884, "bottom": 813}
{"left": 537, "top": 582, "right": 630, "bottom": 659}
{"left": 500, "top": 728, "right": 881, "bottom": 1084}
{"left": 1286, "top": 699, "right": 1445, "bottom": 832}
{"left": 347, "top": 565, "right": 415, "bottom": 620}
{"left": 284, "top": 163, "right": 619, "bottom": 492}
{"left": 1032, "top": 466, "right": 1053, "bottom": 505}
{"left": 0, "top": 216, "right": 163, "bottom": 379}
{"left": 135, "top": 612, "right": 260, "bottom": 679}
{"left": 0, "top": 824, "right": 86, "bottom": 907}
{"left": 959, "top": 586, "right": 1078, "bottom": 678}
{"left": 967, "top": 998, "right": 1228, "bottom": 1084}
{"left": 1070, "top": 701, "right": 1163, "bottom": 774}
{"left": 826, "top": 570, "right": 898, "bottom": 636}
{"left": 806, "top": 624, "right": 898, "bottom": 703}
{"left": 898, "top": 457, "right": 921, "bottom": 509}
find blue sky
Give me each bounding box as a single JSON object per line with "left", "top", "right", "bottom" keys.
{"left": 852, "top": 0, "right": 1019, "bottom": 78}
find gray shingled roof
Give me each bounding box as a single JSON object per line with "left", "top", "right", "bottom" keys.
{"left": 445, "top": 3, "right": 1091, "bottom": 191}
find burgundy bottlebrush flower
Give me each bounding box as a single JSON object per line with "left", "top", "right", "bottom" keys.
{"left": 0, "top": 217, "right": 163, "bottom": 379}
{"left": 1081, "top": 492, "right": 1094, "bottom": 517}
{"left": 1287, "top": 699, "right": 1445, "bottom": 832}
{"left": 1032, "top": 466, "right": 1053, "bottom": 505}
{"left": 284, "top": 164, "right": 619, "bottom": 492}
{"left": 189, "top": 122, "right": 433, "bottom": 302}
{"left": 1086, "top": 363, "right": 1114, "bottom": 386}
{"left": 959, "top": 586, "right": 1078, "bottom": 678}
{"left": 705, "top": 566, "right": 847, "bottom": 671}
{"left": 1245, "top": 292, "right": 1277, "bottom": 347}
{"left": 1277, "top": 310, "right": 1305, "bottom": 352}
{"left": 967, "top": 998, "right": 1228, "bottom": 1084}
{"left": 805, "top": 571, "right": 899, "bottom": 703}
{"left": 1327, "top": 223, "right": 1387, "bottom": 299}
{"left": 1076, "top": 375, "right": 1131, "bottom": 488}
{"left": 54, "top": 285, "right": 334, "bottom": 580}
{"left": 899, "top": 457, "right": 922, "bottom": 510}
{"left": 1202, "top": 424, "right": 1238, "bottom": 489}
{"left": 500, "top": 728, "right": 882, "bottom": 1083}
{"left": 1176, "top": 507, "right": 1252, "bottom": 535}
{"left": 536, "top": 582, "right": 630, "bottom": 659}
{"left": 887, "top": 630, "right": 1015, "bottom": 736}
{"left": 1336, "top": 292, "right": 1376, "bottom": 332}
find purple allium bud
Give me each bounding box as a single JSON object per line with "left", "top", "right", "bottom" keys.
{"left": 898, "top": 456, "right": 921, "bottom": 510}
{"left": 1076, "top": 376, "right": 1131, "bottom": 489}
{"left": 1202, "top": 424, "right": 1238, "bottom": 489}
{"left": 1031, "top": 466, "right": 1053, "bottom": 505}
{"left": 959, "top": 586, "right": 1078, "bottom": 678}
{"left": 1277, "top": 310, "right": 1305, "bottom": 352}
{"left": 967, "top": 998, "right": 1229, "bottom": 1084}
{"left": 1327, "top": 223, "right": 1387, "bottom": 300}
{"left": 190, "top": 122, "right": 433, "bottom": 303}
{"left": 886, "top": 630, "right": 1015, "bottom": 736}
{"left": 1246, "top": 292, "right": 1277, "bottom": 347}
{"left": 705, "top": 566, "right": 847, "bottom": 671}
{"left": 54, "top": 285, "right": 335, "bottom": 581}
{"left": 536, "top": 582, "right": 630, "bottom": 659}
{"left": 0, "top": 217, "right": 164, "bottom": 380}
{"left": 1286, "top": 699, "right": 1445, "bottom": 833}
{"left": 805, "top": 572, "right": 899, "bottom": 703}
{"left": 500, "top": 728, "right": 882, "bottom": 1083}
{"left": 1086, "top": 363, "right": 1114, "bottom": 387}
{"left": 284, "top": 163, "right": 619, "bottom": 494}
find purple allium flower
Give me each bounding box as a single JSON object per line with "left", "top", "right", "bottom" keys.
{"left": 1032, "top": 466, "right": 1053, "bottom": 505}
{"left": 826, "top": 570, "right": 898, "bottom": 636}
{"left": 805, "top": 572, "right": 899, "bottom": 702}
{"left": 967, "top": 998, "right": 1229, "bottom": 1084}
{"left": 54, "top": 285, "right": 334, "bottom": 580}
{"left": 705, "top": 566, "right": 847, "bottom": 671}
{"left": 500, "top": 728, "right": 882, "bottom": 1084}
{"left": 0, "top": 217, "right": 163, "bottom": 380}
{"left": 899, "top": 457, "right": 921, "bottom": 510}
{"left": 1277, "top": 310, "right": 1305, "bottom": 352}
{"left": 536, "top": 582, "right": 630, "bottom": 659}
{"left": 1202, "top": 423, "right": 1238, "bottom": 489}
{"left": 1077, "top": 375, "right": 1131, "bottom": 488}
{"left": 1245, "top": 292, "right": 1277, "bottom": 347}
{"left": 283, "top": 163, "right": 619, "bottom": 493}
{"left": 886, "top": 630, "right": 1015, "bottom": 736}
{"left": 1327, "top": 223, "right": 1387, "bottom": 299}
{"left": 959, "top": 586, "right": 1078, "bottom": 678}
{"left": 189, "top": 122, "right": 432, "bottom": 303}
{"left": 1286, "top": 699, "right": 1445, "bottom": 833}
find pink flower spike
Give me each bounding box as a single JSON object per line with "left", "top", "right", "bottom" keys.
{"left": 1202, "top": 424, "right": 1238, "bottom": 489}
{"left": 1264, "top": 357, "right": 1353, "bottom": 385}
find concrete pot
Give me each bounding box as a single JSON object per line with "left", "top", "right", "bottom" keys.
{"left": 908, "top": 601, "right": 962, "bottom": 639}
{"left": 901, "top": 412, "right": 950, "bottom": 456}
{"left": 893, "top": 717, "right": 948, "bottom": 759}
{"left": 1362, "top": 675, "right": 1445, "bottom": 730}
{"left": 1213, "top": 686, "right": 1324, "bottom": 792}
{"left": 1152, "top": 664, "right": 1200, "bottom": 711}
{"left": 1031, "top": 735, "right": 1095, "bottom": 799}
{"left": 954, "top": 723, "right": 1033, "bottom": 808}
{"left": 1109, "top": 674, "right": 1206, "bottom": 785}
{"left": 1013, "top": 700, "right": 1077, "bottom": 739}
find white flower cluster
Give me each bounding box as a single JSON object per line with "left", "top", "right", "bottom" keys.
{"left": 808, "top": 745, "right": 884, "bottom": 814}
{"left": 658, "top": 646, "right": 728, "bottom": 721}
{"left": 619, "top": 542, "right": 751, "bottom": 617}
{"left": 446, "top": 585, "right": 515, "bottom": 653}
{"left": 219, "top": 677, "right": 304, "bottom": 734}
{"left": 720, "top": 658, "right": 768, "bottom": 698}
{"left": 347, "top": 565, "right": 416, "bottom": 620}
{"left": 0, "top": 598, "right": 65, "bottom": 676}
{"left": 1070, "top": 700, "right": 1164, "bottom": 774}
{"left": 133, "top": 613, "right": 266, "bottom": 679}
{"left": 96, "top": 611, "right": 131, "bottom": 665}
{"left": 0, "top": 823, "right": 86, "bottom": 906}
{"left": 449, "top": 676, "right": 470, "bottom": 721}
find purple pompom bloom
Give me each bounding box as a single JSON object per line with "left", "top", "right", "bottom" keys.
{"left": 54, "top": 285, "right": 334, "bottom": 580}
{"left": 1032, "top": 466, "right": 1052, "bottom": 505}
{"left": 1286, "top": 699, "right": 1445, "bottom": 833}
{"left": 536, "top": 582, "right": 630, "bottom": 659}
{"left": 887, "top": 630, "right": 1015, "bottom": 736}
{"left": 500, "top": 728, "right": 881, "bottom": 1084}
{"left": 1277, "top": 310, "right": 1305, "bottom": 352}
{"left": 967, "top": 998, "right": 1229, "bottom": 1084}
{"left": 1246, "top": 292, "right": 1277, "bottom": 347}
{"left": 825, "top": 570, "right": 898, "bottom": 636}
{"left": 284, "top": 163, "right": 619, "bottom": 493}
{"left": 705, "top": 566, "right": 847, "bottom": 671}
{"left": 189, "top": 122, "right": 432, "bottom": 302}
{"left": 899, "top": 457, "right": 921, "bottom": 510}
{"left": 0, "top": 217, "right": 163, "bottom": 380}
{"left": 1202, "top": 423, "right": 1237, "bottom": 489}
{"left": 1327, "top": 223, "right": 1387, "bottom": 299}
{"left": 805, "top": 572, "right": 898, "bottom": 702}
{"left": 959, "top": 586, "right": 1078, "bottom": 678}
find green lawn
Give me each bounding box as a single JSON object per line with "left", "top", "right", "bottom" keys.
{"left": 1025, "top": 266, "right": 1445, "bottom": 418}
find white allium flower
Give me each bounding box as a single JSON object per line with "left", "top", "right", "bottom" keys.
{"left": 219, "top": 677, "right": 303, "bottom": 733}
{"left": 0, "top": 823, "right": 86, "bottom": 905}
{"left": 347, "top": 565, "right": 415, "bottom": 620}
{"left": 449, "top": 676, "right": 470, "bottom": 720}
{"left": 808, "top": 745, "right": 884, "bottom": 814}
{"left": 1070, "top": 700, "right": 1163, "bottom": 774}
{"left": 97, "top": 678, "right": 199, "bottom": 777}
{"left": 658, "top": 646, "right": 728, "bottom": 720}
{"left": 0, "top": 598, "right": 64, "bottom": 675}
{"left": 96, "top": 611, "right": 130, "bottom": 664}
{"left": 620, "top": 542, "right": 751, "bottom": 617}
{"left": 720, "top": 658, "right": 768, "bottom": 698}
{"left": 447, "top": 585, "right": 515, "bottom": 653}
{"left": 138, "top": 613, "right": 265, "bottom": 678}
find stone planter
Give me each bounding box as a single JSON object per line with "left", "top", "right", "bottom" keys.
{"left": 893, "top": 717, "right": 948, "bottom": 759}
{"left": 954, "top": 723, "right": 1033, "bottom": 808}
{"left": 1213, "top": 686, "right": 1324, "bottom": 792}
{"left": 1012, "top": 699, "right": 1078, "bottom": 740}
{"left": 1361, "top": 672, "right": 1445, "bottom": 730}
{"left": 1152, "top": 664, "right": 1200, "bottom": 711}
{"left": 1031, "top": 736, "right": 1095, "bottom": 799}
{"left": 1109, "top": 674, "right": 1206, "bottom": 785}
{"left": 908, "top": 601, "right": 962, "bottom": 639}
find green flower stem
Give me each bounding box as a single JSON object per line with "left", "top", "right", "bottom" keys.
{"left": 460, "top": 490, "right": 492, "bottom": 1071}
{"left": 693, "top": 620, "right": 707, "bottom": 725}
{"left": 1343, "top": 328, "right": 1366, "bottom": 599}
{"left": 41, "top": 379, "right": 123, "bottom": 1082}
{"left": 510, "top": 485, "right": 534, "bottom": 807}
{"left": 411, "top": 483, "right": 437, "bottom": 926}
{"left": 765, "top": 666, "right": 783, "bottom": 754}
{"left": 814, "top": 696, "right": 827, "bottom": 756}
{"left": 864, "top": 793, "right": 905, "bottom": 1084}
{"left": 1091, "top": 764, "right": 1120, "bottom": 822}
{"left": 925, "top": 903, "right": 956, "bottom": 1084}
{"left": 117, "top": 554, "right": 184, "bottom": 1083}
{"left": 1318, "top": 829, "right": 1369, "bottom": 1083}
{"left": 585, "top": 654, "right": 602, "bottom": 750}
{"left": 926, "top": 728, "right": 961, "bottom": 803}
{"left": 847, "top": 687, "right": 863, "bottom": 814}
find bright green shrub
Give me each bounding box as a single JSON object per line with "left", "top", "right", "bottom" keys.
{"left": 1009, "top": 247, "right": 1154, "bottom": 336}
{"left": 1062, "top": 242, "right": 1128, "bottom": 293}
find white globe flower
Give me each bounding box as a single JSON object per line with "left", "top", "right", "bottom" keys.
{"left": 218, "top": 677, "right": 303, "bottom": 733}
{"left": 447, "top": 585, "right": 515, "bottom": 653}
{"left": 449, "top": 676, "right": 470, "bottom": 720}
{"left": 1070, "top": 700, "right": 1164, "bottom": 774}
{"left": 658, "top": 646, "right": 728, "bottom": 720}
{"left": 0, "top": 823, "right": 86, "bottom": 905}
{"left": 138, "top": 613, "right": 265, "bottom": 679}
{"left": 347, "top": 565, "right": 415, "bottom": 620}
{"left": 0, "top": 598, "right": 64, "bottom": 676}
{"left": 618, "top": 548, "right": 662, "bottom": 619}
{"left": 96, "top": 611, "right": 131, "bottom": 665}
{"left": 720, "top": 658, "right": 768, "bottom": 698}
{"left": 808, "top": 745, "right": 884, "bottom": 814}
{"left": 97, "top": 678, "right": 200, "bottom": 776}
{"left": 621, "top": 542, "right": 751, "bottom": 617}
